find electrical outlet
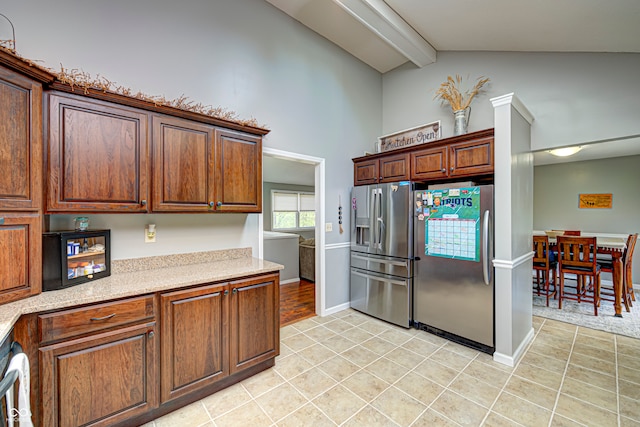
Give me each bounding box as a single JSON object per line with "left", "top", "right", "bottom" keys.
{"left": 145, "top": 224, "right": 156, "bottom": 243}
{"left": 325, "top": 222, "right": 333, "bottom": 232}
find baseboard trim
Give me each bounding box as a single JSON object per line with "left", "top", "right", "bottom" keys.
{"left": 493, "top": 326, "right": 534, "bottom": 367}
{"left": 279, "top": 278, "right": 300, "bottom": 285}
{"left": 322, "top": 302, "right": 350, "bottom": 316}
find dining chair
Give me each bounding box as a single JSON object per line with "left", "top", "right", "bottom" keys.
{"left": 598, "top": 233, "right": 637, "bottom": 310}
{"left": 533, "top": 235, "right": 557, "bottom": 306}
{"left": 558, "top": 236, "right": 601, "bottom": 316}
{"left": 562, "top": 230, "right": 582, "bottom": 236}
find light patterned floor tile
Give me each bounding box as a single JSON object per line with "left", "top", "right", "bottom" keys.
{"left": 370, "top": 387, "right": 427, "bottom": 427}
{"left": 492, "top": 391, "right": 552, "bottom": 427}
{"left": 312, "top": 384, "right": 367, "bottom": 425}
{"left": 429, "top": 390, "right": 489, "bottom": 426}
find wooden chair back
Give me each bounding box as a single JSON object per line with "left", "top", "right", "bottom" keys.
{"left": 557, "top": 236, "right": 597, "bottom": 274}
{"left": 562, "top": 230, "right": 581, "bottom": 236}
{"left": 624, "top": 233, "right": 638, "bottom": 283}
{"left": 533, "top": 235, "right": 552, "bottom": 267}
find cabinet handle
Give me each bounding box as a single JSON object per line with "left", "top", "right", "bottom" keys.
{"left": 208, "top": 201, "right": 214, "bottom": 208}
{"left": 216, "top": 201, "right": 222, "bottom": 207}
{"left": 232, "top": 288, "right": 237, "bottom": 295}
{"left": 224, "top": 289, "right": 229, "bottom": 296}
{"left": 141, "top": 199, "right": 147, "bottom": 206}
{"left": 90, "top": 313, "right": 116, "bottom": 321}
{"left": 148, "top": 331, "right": 155, "bottom": 339}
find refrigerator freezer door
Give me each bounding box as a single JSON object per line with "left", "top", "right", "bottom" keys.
{"left": 377, "top": 182, "right": 413, "bottom": 259}
{"left": 350, "top": 267, "right": 411, "bottom": 328}
{"left": 413, "top": 185, "right": 494, "bottom": 349}
{"left": 351, "top": 185, "right": 375, "bottom": 254}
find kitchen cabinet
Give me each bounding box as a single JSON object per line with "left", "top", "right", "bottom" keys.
{"left": 411, "top": 146, "right": 448, "bottom": 181}
{"left": 353, "top": 152, "right": 410, "bottom": 186}
{"left": 214, "top": 129, "right": 262, "bottom": 212}
{"left": 160, "top": 272, "right": 279, "bottom": 403}
{"left": 39, "top": 295, "right": 158, "bottom": 427}
{"left": 152, "top": 115, "right": 216, "bottom": 212}
{"left": 448, "top": 135, "right": 494, "bottom": 178}
{"left": 0, "top": 212, "right": 41, "bottom": 304}
{"left": 160, "top": 282, "right": 228, "bottom": 402}
{"left": 46, "top": 92, "right": 150, "bottom": 213}
{"left": 0, "top": 64, "right": 43, "bottom": 211}
{"left": 353, "top": 129, "right": 494, "bottom": 186}
{"left": 229, "top": 273, "right": 279, "bottom": 373}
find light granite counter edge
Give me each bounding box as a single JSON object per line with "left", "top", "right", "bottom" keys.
{"left": 0, "top": 255, "right": 283, "bottom": 341}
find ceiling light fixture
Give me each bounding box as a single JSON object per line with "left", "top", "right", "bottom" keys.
{"left": 547, "top": 146, "right": 583, "bottom": 157}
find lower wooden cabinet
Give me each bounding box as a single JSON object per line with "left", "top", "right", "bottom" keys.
{"left": 160, "top": 273, "right": 279, "bottom": 404}
{"left": 160, "top": 282, "right": 229, "bottom": 402}
{"left": 39, "top": 322, "right": 158, "bottom": 427}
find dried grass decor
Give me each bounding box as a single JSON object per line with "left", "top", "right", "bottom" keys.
{"left": 434, "top": 74, "right": 490, "bottom": 112}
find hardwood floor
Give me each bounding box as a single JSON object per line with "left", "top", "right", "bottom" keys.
{"left": 279, "top": 278, "right": 316, "bottom": 326}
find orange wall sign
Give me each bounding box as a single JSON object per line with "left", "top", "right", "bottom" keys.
{"left": 579, "top": 193, "right": 613, "bottom": 209}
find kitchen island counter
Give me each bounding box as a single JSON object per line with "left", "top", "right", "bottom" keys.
{"left": 0, "top": 248, "right": 283, "bottom": 340}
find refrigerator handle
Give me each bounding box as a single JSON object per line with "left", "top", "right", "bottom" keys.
{"left": 482, "top": 209, "right": 492, "bottom": 285}
{"left": 370, "top": 188, "right": 378, "bottom": 251}
{"left": 376, "top": 188, "right": 384, "bottom": 249}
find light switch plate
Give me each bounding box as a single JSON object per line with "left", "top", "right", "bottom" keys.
{"left": 325, "top": 222, "right": 333, "bottom": 232}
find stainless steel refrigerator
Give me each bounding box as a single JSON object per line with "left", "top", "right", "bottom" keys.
{"left": 350, "top": 181, "right": 413, "bottom": 328}
{"left": 413, "top": 184, "right": 494, "bottom": 353}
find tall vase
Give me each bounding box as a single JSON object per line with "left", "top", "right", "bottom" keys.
{"left": 453, "top": 108, "right": 469, "bottom": 136}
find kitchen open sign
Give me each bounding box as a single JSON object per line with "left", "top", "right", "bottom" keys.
{"left": 421, "top": 187, "right": 481, "bottom": 261}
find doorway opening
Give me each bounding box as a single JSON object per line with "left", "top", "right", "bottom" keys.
{"left": 260, "top": 148, "right": 326, "bottom": 320}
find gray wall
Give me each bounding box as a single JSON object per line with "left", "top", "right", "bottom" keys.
{"left": 263, "top": 182, "right": 315, "bottom": 239}
{"left": 534, "top": 156, "right": 640, "bottom": 284}
{"left": 6, "top": 0, "right": 380, "bottom": 310}
{"left": 382, "top": 51, "right": 640, "bottom": 150}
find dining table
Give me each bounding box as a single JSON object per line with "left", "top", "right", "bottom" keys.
{"left": 533, "top": 231, "right": 628, "bottom": 317}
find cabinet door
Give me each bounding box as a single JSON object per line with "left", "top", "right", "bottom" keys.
{"left": 213, "top": 129, "right": 262, "bottom": 212}
{"left": 411, "top": 146, "right": 448, "bottom": 181}
{"left": 0, "top": 212, "right": 41, "bottom": 303}
{"left": 0, "top": 66, "right": 42, "bottom": 210}
{"left": 160, "top": 283, "right": 228, "bottom": 403}
{"left": 353, "top": 158, "right": 378, "bottom": 186}
{"left": 449, "top": 136, "right": 494, "bottom": 178}
{"left": 40, "top": 322, "right": 158, "bottom": 427}
{"left": 229, "top": 273, "right": 279, "bottom": 374}
{"left": 46, "top": 93, "right": 150, "bottom": 213}
{"left": 152, "top": 115, "right": 216, "bottom": 212}
{"left": 379, "top": 153, "right": 410, "bottom": 183}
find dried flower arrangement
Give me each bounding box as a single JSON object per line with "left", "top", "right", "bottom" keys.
{"left": 0, "top": 45, "right": 265, "bottom": 129}
{"left": 434, "top": 74, "right": 490, "bottom": 112}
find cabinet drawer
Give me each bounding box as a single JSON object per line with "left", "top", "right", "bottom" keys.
{"left": 39, "top": 295, "right": 156, "bottom": 344}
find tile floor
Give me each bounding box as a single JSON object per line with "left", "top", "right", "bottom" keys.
{"left": 145, "top": 310, "right": 640, "bottom": 426}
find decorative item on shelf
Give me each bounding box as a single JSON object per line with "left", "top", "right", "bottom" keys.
{"left": 434, "top": 74, "right": 490, "bottom": 136}
{"left": 0, "top": 13, "right": 16, "bottom": 53}
{"left": 74, "top": 216, "right": 89, "bottom": 231}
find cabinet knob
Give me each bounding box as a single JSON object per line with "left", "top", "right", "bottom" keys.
{"left": 232, "top": 288, "right": 238, "bottom": 295}
{"left": 216, "top": 201, "right": 222, "bottom": 207}
{"left": 208, "top": 201, "right": 215, "bottom": 208}
{"left": 224, "top": 289, "right": 229, "bottom": 296}
{"left": 141, "top": 199, "right": 147, "bottom": 206}
{"left": 450, "top": 167, "right": 454, "bottom": 171}
{"left": 148, "top": 331, "right": 155, "bottom": 339}
{"left": 441, "top": 168, "right": 446, "bottom": 173}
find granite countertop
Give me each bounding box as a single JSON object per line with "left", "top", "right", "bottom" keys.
{"left": 0, "top": 248, "right": 283, "bottom": 340}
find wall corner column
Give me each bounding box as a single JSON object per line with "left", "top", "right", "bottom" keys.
{"left": 490, "top": 93, "right": 536, "bottom": 366}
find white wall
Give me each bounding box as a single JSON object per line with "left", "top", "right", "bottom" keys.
{"left": 383, "top": 51, "right": 640, "bottom": 150}
{"left": 5, "top": 0, "right": 381, "bottom": 309}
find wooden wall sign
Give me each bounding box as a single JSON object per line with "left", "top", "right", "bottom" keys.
{"left": 378, "top": 121, "right": 441, "bottom": 153}
{"left": 579, "top": 193, "right": 613, "bottom": 209}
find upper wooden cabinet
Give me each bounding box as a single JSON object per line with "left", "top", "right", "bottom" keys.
{"left": 46, "top": 92, "right": 150, "bottom": 213}
{"left": 152, "top": 115, "right": 216, "bottom": 212}
{"left": 448, "top": 135, "right": 494, "bottom": 178}
{"left": 354, "top": 129, "right": 494, "bottom": 186}
{"left": 0, "top": 65, "right": 43, "bottom": 211}
{"left": 0, "top": 212, "right": 41, "bottom": 304}
{"left": 214, "top": 129, "right": 262, "bottom": 213}
{"left": 354, "top": 152, "right": 410, "bottom": 186}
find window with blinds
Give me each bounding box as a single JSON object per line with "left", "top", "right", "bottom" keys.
{"left": 272, "top": 190, "right": 315, "bottom": 230}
